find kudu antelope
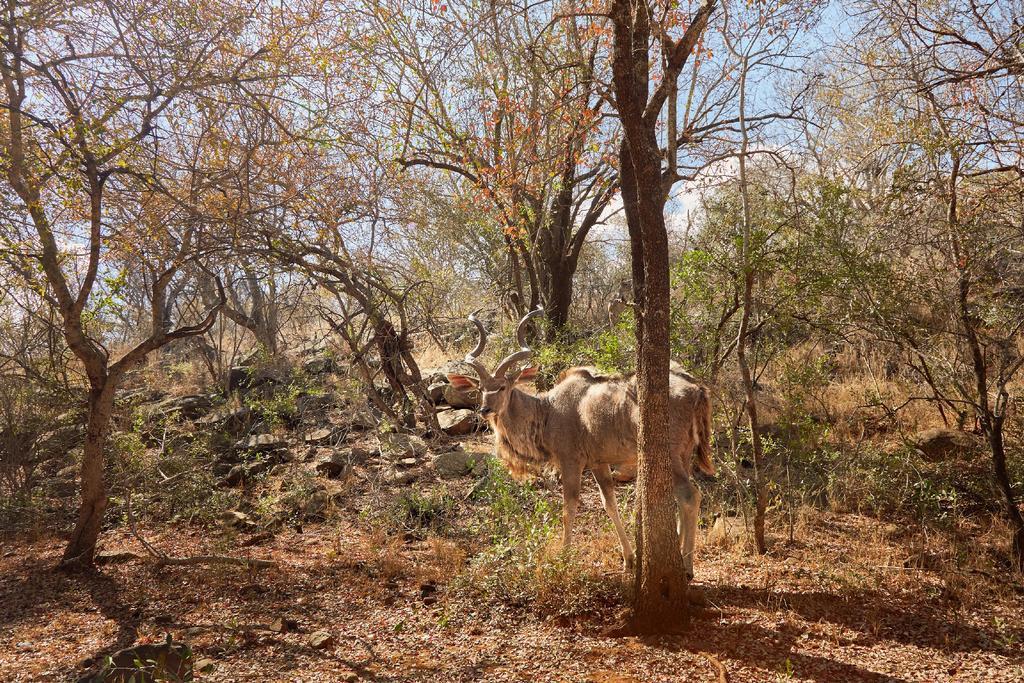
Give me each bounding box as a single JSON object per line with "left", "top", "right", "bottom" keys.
{"left": 449, "top": 308, "right": 715, "bottom": 576}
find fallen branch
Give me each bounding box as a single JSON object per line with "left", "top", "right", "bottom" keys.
{"left": 155, "top": 554, "right": 276, "bottom": 568}
{"left": 125, "top": 492, "right": 276, "bottom": 569}
{"left": 700, "top": 652, "right": 728, "bottom": 683}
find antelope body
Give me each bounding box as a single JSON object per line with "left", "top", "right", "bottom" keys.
{"left": 450, "top": 309, "right": 714, "bottom": 576}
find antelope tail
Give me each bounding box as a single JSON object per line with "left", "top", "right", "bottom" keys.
{"left": 694, "top": 386, "right": 715, "bottom": 476}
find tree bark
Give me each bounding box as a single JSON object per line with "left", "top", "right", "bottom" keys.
{"left": 624, "top": 138, "right": 689, "bottom": 631}
{"left": 609, "top": 0, "right": 717, "bottom": 633}
{"left": 736, "top": 270, "right": 767, "bottom": 554}
{"left": 60, "top": 380, "right": 116, "bottom": 569}
{"left": 986, "top": 423, "right": 1024, "bottom": 571}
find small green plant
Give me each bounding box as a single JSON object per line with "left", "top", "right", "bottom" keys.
{"left": 246, "top": 371, "right": 322, "bottom": 428}
{"left": 387, "top": 488, "right": 458, "bottom": 534}
{"left": 776, "top": 658, "right": 796, "bottom": 680}
{"left": 992, "top": 616, "right": 1020, "bottom": 651}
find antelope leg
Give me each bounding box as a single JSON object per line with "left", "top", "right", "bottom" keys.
{"left": 561, "top": 466, "right": 582, "bottom": 551}
{"left": 675, "top": 476, "right": 701, "bottom": 581}
{"left": 593, "top": 464, "right": 634, "bottom": 571}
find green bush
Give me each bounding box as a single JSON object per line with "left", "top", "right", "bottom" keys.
{"left": 386, "top": 487, "right": 459, "bottom": 535}
{"left": 533, "top": 317, "right": 635, "bottom": 387}
{"left": 453, "top": 459, "right": 623, "bottom": 619}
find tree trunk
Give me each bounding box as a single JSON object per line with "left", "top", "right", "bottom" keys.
{"left": 60, "top": 380, "right": 116, "bottom": 570}
{"left": 736, "top": 273, "right": 767, "bottom": 554}
{"left": 620, "top": 137, "right": 689, "bottom": 633}
{"left": 733, "top": 53, "right": 767, "bottom": 555}
{"left": 542, "top": 260, "right": 575, "bottom": 338}
{"left": 986, "top": 423, "right": 1024, "bottom": 571}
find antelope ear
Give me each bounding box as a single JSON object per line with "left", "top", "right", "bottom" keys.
{"left": 447, "top": 374, "right": 478, "bottom": 389}
{"left": 513, "top": 366, "right": 538, "bottom": 384}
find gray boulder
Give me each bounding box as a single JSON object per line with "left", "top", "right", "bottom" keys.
{"left": 232, "top": 433, "right": 287, "bottom": 455}
{"left": 304, "top": 427, "right": 339, "bottom": 446}
{"left": 431, "top": 448, "right": 482, "bottom": 478}
{"left": 378, "top": 433, "right": 429, "bottom": 460}
{"left": 150, "top": 394, "right": 214, "bottom": 420}
{"left": 314, "top": 451, "right": 349, "bottom": 479}
{"left": 197, "top": 406, "right": 251, "bottom": 433}
{"left": 228, "top": 366, "right": 278, "bottom": 393}
{"left": 436, "top": 408, "right": 478, "bottom": 436}
{"left": 302, "top": 355, "right": 337, "bottom": 375}
{"left": 427, "top": 382, "right": 447, "bottom": 404}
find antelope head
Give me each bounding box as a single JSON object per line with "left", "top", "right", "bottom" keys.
{"left": 448, "top": 307, "right": 544, "bottom": 419}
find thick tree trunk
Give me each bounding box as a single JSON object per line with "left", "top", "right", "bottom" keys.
{"left": 542, "top": 260, "right": 575, "bottom": 337}
{"left": 60, "top": 380, "right": 116, "bottom": 570}
{"left": 607, "top": 0, "right": 717, "bottom": 635}
{"left": 620, "top": 137, "right": 689, "bottom": 633}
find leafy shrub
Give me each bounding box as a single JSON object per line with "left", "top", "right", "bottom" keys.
{"left": 454, "top": 459, "right": 624, "bottom": 620}
{"left": 386, "top": 488, "right": 459, "bottom": 535}
{"left": 533, "top": 318, "right": 635, "bottom": 387}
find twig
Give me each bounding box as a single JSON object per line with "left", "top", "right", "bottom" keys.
{"left": 125, "top": 492, "right": 167, "bottom": 560}
{"left": 154, "top": 555, "right": 276, "bottom": 568}
{"left": 125, "top": 491, "right": 276, "bottom": 569}
{"left": 700, "top": 652, "right": 729, "bottom": 683}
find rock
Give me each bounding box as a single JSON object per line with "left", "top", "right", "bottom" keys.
{"left": 37, "top": 424, "right": 86, "bottom": 455}
{"left": 419, "top": 581, "right": 438, "bottom": 605}
{"left": 308, "top": 631, "right": 335, "bottom": 649}
{"left": 45, "top": 476, "right": 79, "bottom": 497}
{"left": 911, "top": 428, "right": 983, "bottom": 462}
{"left": 233, "top": 433, "right": 287, "bottom": 455}
{"left": 219, "top": 465, "right": 246, "bottom": 487}
{"left": 297, "top": 343, "right": 329, "bottom": 358}
{"left": 304, "top": 427, "right": 338, "bottom": 446}
{"left": 56, "top": 464, "right": 79, "bottom": 480}
{"left": 151, "top": 394, "right": 214, "bottom": 420}
{"left": 348, "top": 446, "right": 371, "bottom": 464}
{"left": 378, "top": 433, "right": 429, "bottom": 461}
{"left": 269, "top": 616, "right": 300, "bottom": 633}
{"left": 431, "top": 448, "right": 481, "bottom": 479}
{"left": 436, "top": 408, "right": 478, "bottom": 436}
{"left": 396, "top": 457, "right": 418, "bottom": 469}
{"left": 98, "top": 639, "right": 192, "bottom": 682}
{"left": 197, "top": 406, "right": 252, "bottom": 433}
{"left": 195, "top": 658, "right": 216, "bottom": 673}
{"left": 384, "top": 466, "right": 421, "bottom": 486}
{"left": 304, "top": 490, "right": 330, "bottom": 518}
{"left": 221, "top": 510, "right": 256, "bottom": 531}
{"left": 427, "top": 382, "right": 447, "bottom": 404}
{"left": 246, "top": 458, "right": 273, "bottom": 477}
{"left": 117, "top": 387, "right": 168, "bottom": 406}
{"left": 434, "top": 359, "right": 477, "bottom": 379}
{"left": 95, "top": 549, "right": 138, "bottom": 565}
{"left": 228, "top": 366, "right": 278, "bottom": 393}
{"left": 238, "top": 349, "right": 263, "bottom": 367}
{"left": 314, "top": 451, "right": 349, "bottom": 479}
{"left": 443, "top": 384, "right": 480, "bottom": 409}
{"left": 345, "top": 406, "right": 377, "bottom": 431}
{"left": 296, "top": 393, "right": 336, "bottom": 421}
{"left": 302, "top": 355, "right": 336, "bottom": 375}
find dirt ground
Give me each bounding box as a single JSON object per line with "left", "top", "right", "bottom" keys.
{"left": 2, "top": 439, "right": 1023, "bottom": 683}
